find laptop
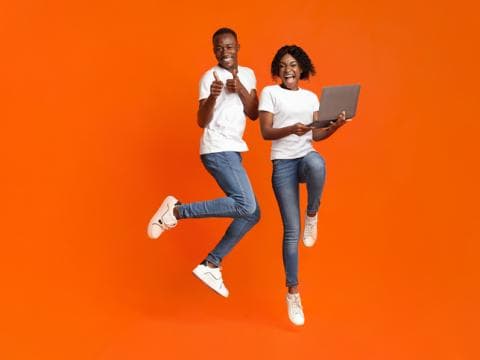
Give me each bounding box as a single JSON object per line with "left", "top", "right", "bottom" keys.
{"left": 310, "top": 84, "right": 361, "bottom": 128}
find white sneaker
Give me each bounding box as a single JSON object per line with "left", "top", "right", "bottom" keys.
{"left": 286, "top": 292, "right": 305, "bottom": 326}
{"left": 147, "top": 195, "right": 179, "bottom": 239}
{"left": 192, "top": 264, "right": 229, "bottom": 298}
{"left": 303, "top": 213, "right": 318, "bottom": 247}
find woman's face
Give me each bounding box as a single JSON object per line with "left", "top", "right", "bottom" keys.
{"left": 278, "top": 53, "right": 302, "bottom": 90}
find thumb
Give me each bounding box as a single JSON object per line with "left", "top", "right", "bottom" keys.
{"left": 232, "top": 68, "right": 238, "bottom": 78}
{"left": 213, "top": 71, "right": 220, "bottom": 82}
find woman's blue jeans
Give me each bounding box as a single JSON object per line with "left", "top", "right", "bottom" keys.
{"left": 272, "top": 151, "right": 326, "bottom": 287}
{"left": 176, "top": 151, "right": 260, "bottom": 266}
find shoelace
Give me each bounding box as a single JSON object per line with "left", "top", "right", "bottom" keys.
{"left": 290, "top": 296, "right": 303, "bottom": 315}
{"left": 304, "top": 220, "right": 316, "bottom": 234}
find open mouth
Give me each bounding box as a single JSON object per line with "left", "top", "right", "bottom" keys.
{"left": 283, "top": 74, "right": 296, "bottom": 84}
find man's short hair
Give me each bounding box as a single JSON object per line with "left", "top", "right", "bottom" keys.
{"left": 212, "top": 28, "right": 238, "bottom": 42}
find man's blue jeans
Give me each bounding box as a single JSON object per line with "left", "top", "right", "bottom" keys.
{"left": 176, "top": 151, "right": 260, "bottom": 266}
{"left": 272, "top": 151, "right": 326, "bottom": 287}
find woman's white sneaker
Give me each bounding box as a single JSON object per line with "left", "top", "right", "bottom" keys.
{"left": 286, "top": 292, "right": 305, "bottom": 326}
{"left": 147, "top": 195, "right": 179, "bottom": 239}
{"left": 303, "top": 213, "right": 318, "bottom": 247}
{"left": 192, "top": 263, "right": 229, "bottom": 298}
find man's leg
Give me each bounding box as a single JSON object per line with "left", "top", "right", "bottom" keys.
{"left": 185, "top": 152, "right": 259, "bottom": 297}
{"left": 176, "top": 152, "right": 257, "bottom": 219}
{"left": 148, "top": 151, "right": 257, "bottom": 240}
{"left": 206, "top": 197, "right": 260, "bottom": 266}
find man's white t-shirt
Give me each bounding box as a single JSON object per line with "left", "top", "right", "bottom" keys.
{"left": 259, "top": 85, "right": 320, "bottom": 160}
{"left": 199, "top": 65, "right": 256, "bottom": 155}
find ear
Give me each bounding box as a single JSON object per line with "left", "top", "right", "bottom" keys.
{"left": 237, "top": 43, "right": 241, "bottom": 51}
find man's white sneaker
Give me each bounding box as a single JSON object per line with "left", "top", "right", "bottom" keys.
{"left": 147, "top": 195, "right": 179, "bottom": 239}
{"left": 303, "top": 213, "right": 318, "bottom": 247}
{"left": 192, "top": 264, "right": 229, "bottom": 298}
{"left": 286, "top": 292, "right": 305, "bottom": 326}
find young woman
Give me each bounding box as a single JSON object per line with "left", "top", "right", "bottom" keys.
{"left": 259, "top": 45, "right": 349, "bottom": 325}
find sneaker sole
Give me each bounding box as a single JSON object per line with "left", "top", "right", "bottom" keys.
{"left": 302, "top": 239, "right": 316, "bottom": 247}
{"left": 147, "top": 196, "right": 178, "bottom": 239}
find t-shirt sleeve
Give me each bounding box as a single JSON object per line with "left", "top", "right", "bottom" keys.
{"left": 199, "top": 71, "right": 212, "bottom": 101}
{"left": 258, "top": 87, "right": 275, "bottom": 113}
{"left": 240, "top": 68, "right": 256, "bottom": 93}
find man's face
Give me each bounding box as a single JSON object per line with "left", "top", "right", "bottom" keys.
{"left": 213, "top": 33, "right": 239, "bottom": 71}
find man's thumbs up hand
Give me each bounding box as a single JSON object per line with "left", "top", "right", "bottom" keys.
{"left": 210, "top": 71, "right": 224, "bottom": 98}
{"left": 226, "top": 68, "right": 240, "bottom": 93}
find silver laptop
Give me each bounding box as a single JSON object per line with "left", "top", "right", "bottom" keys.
{"left": 311, "top": 84, "right": 361, "bottom": 128}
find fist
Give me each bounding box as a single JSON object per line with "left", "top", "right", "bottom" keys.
{"left": 291, "top": 122, "right": 312, "bottom": 136}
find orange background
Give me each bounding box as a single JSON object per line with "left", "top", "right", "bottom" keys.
{"left": 1, "top": 0, "right": 478, "bottom": 359}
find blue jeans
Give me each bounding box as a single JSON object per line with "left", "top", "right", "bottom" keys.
{"left": 272, "top": 151, "right": 326, "bottom": 287}
{"left": 176, "top": 151, "right": 260, "bottom": 266}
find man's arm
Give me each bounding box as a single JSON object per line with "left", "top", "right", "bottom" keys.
{"left": 197, "top": 71, "right": 223, "bottom": 128}
{"left": 197, "top": 96, "right": 217, "bottom": 128}
{"left": 237, "top": 87, "right": 258, "bottom": 120}
{"left": 226, "top": 69, "right": 258, "bottom": 120}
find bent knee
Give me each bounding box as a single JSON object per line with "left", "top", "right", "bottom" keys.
{"left": 232, "top": 195, "right": 254, "bottom": 215}
{"left": 284, "top": 226, "right": 300, "bottom": 239}
{"left": 311, "top": 157, "right": 326, "bottom": 172}
{"left": 249, "top": 204, "right": 261, "bottom": 223}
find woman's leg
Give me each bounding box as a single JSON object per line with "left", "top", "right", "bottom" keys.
{"left": 298, "top": 151, "right": 326, "bottom": 216}
{"left": 272, "top": 159, "right": 301, "bottom": 289}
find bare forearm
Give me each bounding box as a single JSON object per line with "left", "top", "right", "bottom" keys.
{"left": 261, "top": 125, "right": 293, "bottom": 140}
{"left": 313, "top": 123, "right": 344, "bottom": 141}
{"left": 197, "top": 96, "right": 217, "bottom": 128}
{"left": 237, "top": 85, "right": 259, "bottom": 120}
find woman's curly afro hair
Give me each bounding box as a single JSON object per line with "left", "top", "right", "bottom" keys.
{"left": 271, "top": 45, "right": 316, "bottom": 80}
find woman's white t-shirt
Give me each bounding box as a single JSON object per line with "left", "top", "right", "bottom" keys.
{"left": 259, "top": 85, "right": 320, "bottom": 160}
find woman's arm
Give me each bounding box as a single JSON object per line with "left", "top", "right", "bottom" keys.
{"left": 312, "top": 111, "right": 349, "bottom": 141}
{"left": 259, "top": 111, "right": 312, "bottom": 140}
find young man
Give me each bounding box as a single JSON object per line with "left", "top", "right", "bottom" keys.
{"left": 147, "top": 28, "right": 260, "bottom": 298}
